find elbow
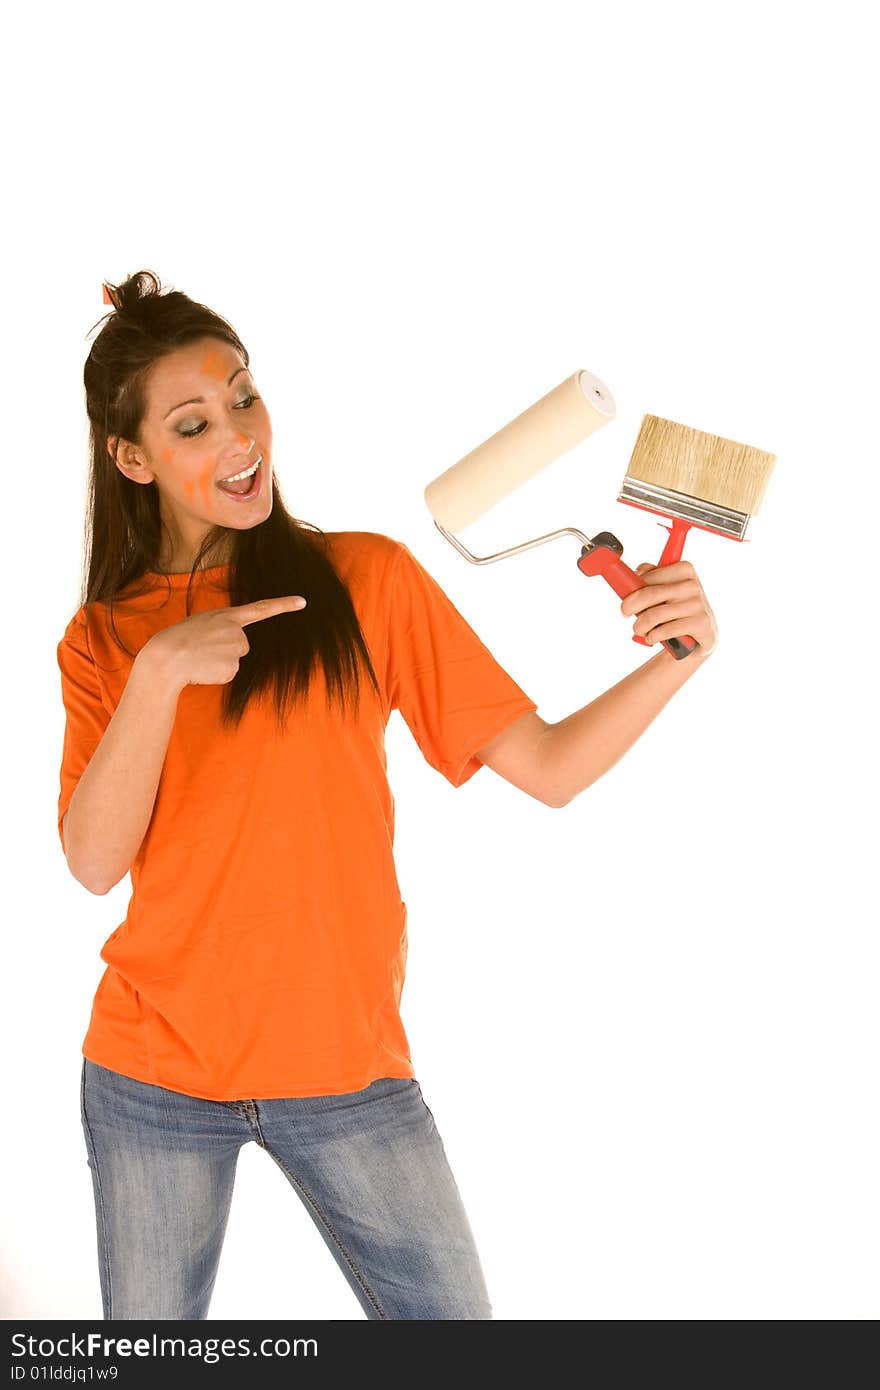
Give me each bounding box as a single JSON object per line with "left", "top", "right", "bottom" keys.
{"left": 87, "top": 877, "right": 113, "bottom": 896}
{"left": 80, "top": 862, "right": 118, "bottom": 895}
{"left": 545, "top": 783, "right": 585, "bottom": 808}
{"left": 85, "top": 873, "right": 115, "bottom": 896}
{"left": 64, "top": 845, "right": 113, "bottom": 895}
{"left": 66, "top": 858, "right": 112, "bottom": 895}
{"left": 62, "top": 811, "right": 116, "bottom": 894}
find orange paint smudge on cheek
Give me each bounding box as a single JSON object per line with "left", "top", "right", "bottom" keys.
{"left": 199, "top": 457, "right": 215, "bottom": 507}
{"left": 163, "top": 443, "right": 203, "bottom": 505}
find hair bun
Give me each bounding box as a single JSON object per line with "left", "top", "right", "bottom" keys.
{"left": 101, "top": 270, "right": 162, "bottom": 316}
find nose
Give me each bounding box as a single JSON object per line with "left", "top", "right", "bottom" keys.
{"left": 221, "top": 433, "right": 256, "bottom": 465}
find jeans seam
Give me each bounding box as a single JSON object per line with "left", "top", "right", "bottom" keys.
{"left": 81, "top": 1060, "right": 113, "bottom": 1320}
{"left": 262, "top": 1144, "right": 387, "bottom": 1320}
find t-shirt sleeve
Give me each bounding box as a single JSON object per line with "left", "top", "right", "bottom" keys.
{"left": 56, "top": 612, "right": 112, "bottom": 853}
{"left": 384, "top": 541, "right": 539, "bottom": 788}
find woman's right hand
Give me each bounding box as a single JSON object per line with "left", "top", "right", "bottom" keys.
{"left": 141, "top": 595, "right": 308, "bottom": 691}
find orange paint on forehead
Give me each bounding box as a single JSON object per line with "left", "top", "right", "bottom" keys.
{"left": 200, "top": 349, "right": 230, "bottom": 380}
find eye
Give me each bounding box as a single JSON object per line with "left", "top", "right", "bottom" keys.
{"left": 178, "top": 393, "right": 260, "bottom": 439}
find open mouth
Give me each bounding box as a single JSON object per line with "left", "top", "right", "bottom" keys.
{"left": 216, "top": 455, "right": 263, "bottom": 500}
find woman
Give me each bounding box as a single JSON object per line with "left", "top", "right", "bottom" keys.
{"left": 58, "top": 270, "right": 717, "bottom": 1321}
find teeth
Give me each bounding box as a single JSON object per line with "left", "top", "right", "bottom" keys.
{"left": 219, "top": 456, "right": 260, "bottom": 484}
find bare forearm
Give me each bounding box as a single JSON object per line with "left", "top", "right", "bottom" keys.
{"left": 63, "top": 645, "right": 183, "bottom": 894}
{"left": 542, "top": 647, "right": 711, "bottom": 806}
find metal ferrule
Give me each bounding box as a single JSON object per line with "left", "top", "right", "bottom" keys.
{"left": 619, "top": 476, "right": 749, "bottom": 540}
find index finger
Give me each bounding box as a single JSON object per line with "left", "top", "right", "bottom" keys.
{"left": 230, "top": 595, "right": 307, "bottom": 626}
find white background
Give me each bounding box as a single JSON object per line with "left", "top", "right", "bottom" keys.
{"left": 4, "top": 0, "right": 877, "bottom": 1321}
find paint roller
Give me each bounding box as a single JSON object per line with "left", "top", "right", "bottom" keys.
{"left": 423, "top": 370, "right": 777, "bottom": 660}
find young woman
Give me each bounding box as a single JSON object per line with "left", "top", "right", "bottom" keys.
{"left": 58, "top": 270, "right": 717, "bottom": 1321}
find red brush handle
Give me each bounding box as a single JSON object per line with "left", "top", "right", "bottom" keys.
{"left": 577, "top": 517, "right": 700, "bottom": 661}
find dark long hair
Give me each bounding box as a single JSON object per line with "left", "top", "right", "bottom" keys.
{"left": 79, "top": 268, "right": 380, "bottom": 733}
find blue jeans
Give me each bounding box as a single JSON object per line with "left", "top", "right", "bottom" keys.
{"left": 80, "top": 1059, "right": 493, "bottom": 1320}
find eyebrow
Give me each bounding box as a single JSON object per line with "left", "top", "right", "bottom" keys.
{"left": 163, "top": 366, "right": 250, "bottom": 420}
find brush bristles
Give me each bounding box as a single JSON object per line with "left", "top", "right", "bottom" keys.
{"left": 627, "top": 415, "right": 777, "bottom": 516}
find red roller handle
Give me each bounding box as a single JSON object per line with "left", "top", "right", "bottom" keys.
{"left": 577, "top": 516, "right": 700, "bottom": 661}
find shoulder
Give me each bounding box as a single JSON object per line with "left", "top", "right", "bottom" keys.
{"left": 59, "top": 605, "right": 91, "bottom": 650}
{"left": 321, "top": 529, "right": 407, "bottom": 585}
{"left": 58, "top": 602, "right": 122, "bottom": 673}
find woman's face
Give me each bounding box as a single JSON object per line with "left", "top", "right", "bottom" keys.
{"left": 111, "top": 336, "right": 273, "bottom": 568}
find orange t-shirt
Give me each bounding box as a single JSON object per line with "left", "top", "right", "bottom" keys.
{"left": 56, "top": 531, "right": 538, "bottom": 1100}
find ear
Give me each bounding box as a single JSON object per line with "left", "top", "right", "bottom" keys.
{"left": 112, "top": 437, "right": 153, "bottom": 485}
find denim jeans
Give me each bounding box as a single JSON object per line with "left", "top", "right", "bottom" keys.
{"left": 80, "top": 1058, "right": 493, "bottom": 1320}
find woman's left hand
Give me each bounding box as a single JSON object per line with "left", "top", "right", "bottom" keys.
{"left": 621, "top": 560, "right": 719, "bottom": 659}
